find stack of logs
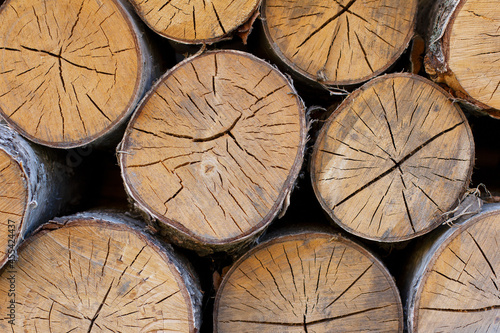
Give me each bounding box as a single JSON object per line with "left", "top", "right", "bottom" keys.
{"left": 0, "top": 0, "right": 499, "bottom": 331}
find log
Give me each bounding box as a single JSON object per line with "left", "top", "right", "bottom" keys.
{"left": 128, "top": 0, "right": 261, "bottom": 44}
{"left": 0, "top": 124, "right": 75, "bottom": 268}
{"left": 404, "top": 203, "right": 500, "bottom": 332}
{"left": 214, "top": 230, "right": 403, "bottom": 332}
{"left": 119, "top": 50, "right": 307, "bottom": 254}
{"left": 260, "top": 0, "right": 418, "bottom": 87}
{"left": 424, "top": 0, "right": 500, "bottom": 115}
{"left": 0, "top": 211, "right": 202, "bottom": 332}
{"left": 311, "top": 73, "right": 474, "bottom": 242}
{"left": 0, "top": 0, "right": 161, "bottom": 148}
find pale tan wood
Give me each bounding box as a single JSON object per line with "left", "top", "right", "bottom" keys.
{"left": 0, "top": 124, "right": 76, "bottom": 268}
{"left": 0, "top": 0, "right": 156, "bottom": 148}
{"left": 406, "top": 204, "right": 500, "bottom": 332}
{"left": 129, "top": 0, "right": 261, "bottom": 44}
{"left": 214, "top": 231, "right": 403, "bottom": 332}
{"left": 261, "top": 0, "right": 417, "bottom": 86}
{"left": 0, "top": 212, "right": 202, "bottom": 332}
{"left": 311, "top": 74, "right": 474, "bottom": 242}
{"left": 119, "top": 50, "right": 306, "bottom": 253}
{"left": 0, "top": 148, "right": 26, "bottom": 263}
{"left": 425, "top": 0, "right": 500, "bottom": 113}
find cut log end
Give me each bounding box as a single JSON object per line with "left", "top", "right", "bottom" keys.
{"left": 0, "top": 214, "right": 201, "bottom": 332}
{"left": 409, "top": 206, "right": 500, "bottom": 332}
{"left": 311, "top": 74, "right": 474, "bottom": 242}
{"left": 214, "top": 232, "right": 403, "bottom": 332}
{"left": 120, "top": 50, "right": 306, "bottom": 251}
{"left": 0, "top": 148, "right": 26, "bottom": 261}
{"left": 0, "top": 0, "right": 143, "bottom": 147}
{"left": 262, "top": 0, "right": 417, "bottom": 86}
{"left": 129, "top": 0, "right": 261, "bottom": 44}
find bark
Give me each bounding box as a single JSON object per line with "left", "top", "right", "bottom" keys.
{"left": 0, "top": 124, "right": 75, "bottom": 268}
{"left": 0, "top": 211, "right": 203, "bottom": 332}
{"left": 119, "top": 50, "right": 307, "bottom": 255}
{"left": 404, "top": 203, "right": 500, "bottom": 332}
{"left": 311, "top": 73, "right": 474, "bottom": 242}
{"left": 424, "top": 0, "right": 500, "bottom": 115}
{"left": 0, "top": 0, "right": 162, "bottom": 148}
{"left": 214, "top": 229, "right": 403, "bottom": 332}
{"left": 260, "top": 0, "right": 417, "bottom": 88}
{"left": 127, "top": 0, "right": 261, "bottom": 44}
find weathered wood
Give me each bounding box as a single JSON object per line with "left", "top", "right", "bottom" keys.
{"left": 0, "top": 124, "right": 74, "bottom": 268}
{"left": 260, "top": 0, "right": 417, "bottom": 87}
{"left": 424, "top": 0, "right": 500, "bottom": 115}
{"left": 214, "top": 230, "right": 403, "bottom": 332}
{"left": 404, "top": 203, "right": 500, "bottom": 332}
{"left": 311, "top": 73, "right": 474, "bottom": 242}
{"left": 128, "top": 0, "right": 261, "bottom": 44}
{"left": 0, "top": 211, "right": 202, "bottom": 331}
{"left": 119, "top": 50, "right": 307, "bottom": 254}
{"left": 0, "top": 0, "right": 161, "bottom": 148}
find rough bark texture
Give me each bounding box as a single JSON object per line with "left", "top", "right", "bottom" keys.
{"left": 0, "top": 124, "right": 74, "bottom": 268}
{"left": 311, "top": 74, "right": 474, "bottom": 242}
{"left": 119, "top": 50, "right": 307, "bottom": 254}
{"left": 404, "top": 203, "right": 500, "bottom": 332}
{"left": 214, "top": 230, "right": 403, "bottom": 332}
{"left": 260, "top": 0, "right": 417, "bottom": 87}
{"left": 0, "top": 0, "right": 161, "bottom": 148}
{"left": 424, "top": 0, "right": 500, "bottom": 115}
{"left": 128, "top": 0, "right": 261, "bottom": 44}
{"left": 0, "top": 211, "right": 203, "bottom": 332}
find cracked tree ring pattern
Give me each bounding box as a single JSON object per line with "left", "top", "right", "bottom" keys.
{"left": 262, "top": 0, "right": 417, "bottom": 85}
{"left": 411, "top": 210, "right": 500, "bottom": 332}
{"left": 0, "top": 219, "right": 197, "bottom": 332}
{"left": 129, "top": 0, "right": 261, "bottom": 43}
{"left": 311, "top": 74, "right": 474, "bottom": 242}
{"left": 120, "top": 50, "right": 305, "bottom": 244}
{"left": 0, "top": 0, "right": 140, "bottom": 147}
{"left": 0, "top": 149, "right": 26, "bottom": 263}
{"left": 214, "top": 232, "right": 403, "bottom": 332}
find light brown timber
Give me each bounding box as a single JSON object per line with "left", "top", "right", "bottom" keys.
{"left": 424, "top": 0, "right": 500, "bottom": 114}
{"left": 214, "top": 230, "right": 403, "bottom": 332}
{"left": 0, "top": 0, "right": 159, "bottom": 148}
{"left": 261, "top": 0, "right": 417, "bottom": 86}
{"left": 311, "top": 74, "right": 474, "bottom": 242}
{"left": 405, "top": 203, "right": 500, "bottom": 332}
{"left": 0, "top": 124, "right": 74, "bottom": 268}
{"left": 0, "top": 211, "right": 202, "bottom": 332}
{"left": 119, "top": 50, "right": 307, "bottom": 254}
{"left": 128, "top": 0, "right": 261, "bottom": 44}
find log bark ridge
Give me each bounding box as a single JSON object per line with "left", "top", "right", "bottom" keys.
{"left": 261, "top": 0, "right": 417, "bottom": 86}
{"left": 0, "top": 211, "right": 203, "bottom": 332}
{"left": 119, "top": 50, "right": 307, "bottom": 254}
{"left": 128, "top": 0, "right": 261, "bottom": 44}
{"left": 214, "top": 230, "right": 403, "bottom": 332}
{"left": 0, "top": 124, "right": 74, "bottom": 268}
{"left": 405, "top": 203, "right": 500, "bottom": 332}
{"left": 311, "top": 73, "right": 474, "bottom": 242}
{"left": 0, "top": 0, "right": 159, "bottom": 148}
{"left": 425, "top": 0, "right": 500, "bottom": 113}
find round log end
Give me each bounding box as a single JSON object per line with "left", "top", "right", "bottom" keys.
{"left": 311, "top": 74, "right": 474, "bottom": 242}
{"left": 261, "top": 0, "right": 417, "bottom": 86}
{"left": 128, "top": 0, "right": 261, "bottom": 44}
{"left": 0, "top": 0, "right": 144, "bottom": 147}
{"left": 447, "top": 0, "right": 500, "bottom": 111}
{"left": 0, "top": 213, "right": 201, "bottom": 332}
{"left": 0, "top": 148, "right": 27, "bottom": 265}
{"left": 408, "top": 206, "right": 500, "bottom": 332}
{"left": 214, "top": 231, "right": 403, "bottom": 332}
{"left": 120, "top": 50, "right": 306, "bottom": 251}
